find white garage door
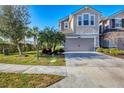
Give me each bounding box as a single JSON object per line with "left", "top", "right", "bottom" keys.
{"left": 65, "top": 38, "right": 94, "bottom": 51}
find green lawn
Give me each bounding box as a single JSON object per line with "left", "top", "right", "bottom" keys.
{"left": 0, "top": 51, "right": 65, "bottom": 66}
{"left": 0, "top": 72, "right": 64, "bottom": 88}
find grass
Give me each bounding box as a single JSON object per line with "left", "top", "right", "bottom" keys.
{"left": 0, "top": 51, "right": 65, "bottom": 66}
{"left": 0, "top": 72, "right": 64, "bottom": 88}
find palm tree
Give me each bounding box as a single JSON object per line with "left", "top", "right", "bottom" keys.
{"left": 26, "top": 27, "right": 39, "bottom": 60}
{"left": 38, "top": 27, "right": 65, "bottom": 52}
{"left": 27, "top": 27, "right": 39, "bottom": 49}
{"left": 39, "top": 27, "right": 55, "bottom": 50}
{"left": 53, "top": 31, "right": 65, "bottom": 52}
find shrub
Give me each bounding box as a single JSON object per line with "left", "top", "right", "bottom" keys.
{"left": 52, "top": 48, "right": 64, "bottom": 55}
{"left": 109, "top": 48, "right": 123, "bottom": 56}
{"left": 96, "top": 47, "right": 124, "bottom": 56}
{"left": 96, "top": 48, "right": 104, "bottom": 52}
{"left": 58, "top": 48, "right": 64, "bottom": 55}
{"left": 103, "top": 49, "right": 110, "bottom": 54}
{"left": 58, "top": 48, "right": 64, "bottom": 53}
{"left": 0, "top": 43, "right": 34, "bottom": 54}
{"left": 52, "top": 50, "right": 59, "bottom": 55}
{"left": 23, "top": 44, "right": 34, "bottom": 51}
{"left": 3, "top": 49, "right": 9, "bottom": 55}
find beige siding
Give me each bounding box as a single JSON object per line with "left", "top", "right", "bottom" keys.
{"left": 102, "top": 11, "right": 124, "bottom": 48}
{"left": 103, "top": 31, "right": 124, "bottom": 48}
{"left": 60, "top": 19, "right": 69, "bottom": 31}
{"left": 110, "top": 11, "right": 124, "bottom": 19}
{"left": 59, "top": 16, "right": 73, "bottom": 33}
{"left": 59, "top": 7, "right": 100, "bottom": 48}
{"left": 59, "top": 7, "right": 100, "bottom": 34}
{"left": 109, "top": 11, "right": 124, "bottom": 30}
{"left": 73, "top": 8, "right": 100, "bottom": 34}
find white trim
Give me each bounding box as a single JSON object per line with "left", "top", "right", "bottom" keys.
{"left": 64, "top": 21, "right": 69, "bottom": 29}
{"left": 72, "top": 7, "right": 101, "bottom": 16}
{"left": 94, "top": 37, "right": 96, "bottom": 48}
{"left": 77, "top": 13, "right": 96, "bottom": 27}
{"left": 71, "top": 16, "right": 74, "bottom": 32}
{"left": 75, "top": 32, "right": 99, "bottom": 35}
{"left": 82, "top": 13, "right": 90, "bottom": 26}
{"left": 108, "top": 10, "right": 124, "bottom": 19}
{"left": 90, "top": 14, "right": 95, "bottom": 26}
{"left": 114, "top": 18, "right": 122, "bottom": 29}
{"left": 66, "top": 35, "right": 96, "bottom": 38}
{"left": 77, "top": 15, "right": 82, "bottom": 26}
{"left": 98, "top": 16, "right": 101, "bottom": 33}
{"left": 108, "top": 20, "right": 111, "bottom": 29}
{"left": 59, "top": 16, "right": 69, "bottom": 22}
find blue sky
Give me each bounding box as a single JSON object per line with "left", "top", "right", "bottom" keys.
{"left": 28, "top": 5, "right": 124, "bottom": 30}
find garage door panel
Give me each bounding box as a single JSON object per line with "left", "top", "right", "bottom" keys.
{"left": 65, "top": 38, "right": 94, "bottom": 51}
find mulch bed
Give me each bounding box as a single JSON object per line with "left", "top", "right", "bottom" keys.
{"left": 105, "top": 53, "right": 124, "bottom": 59}
{"left": 112, "top": 54, "right": 124, "bottom": 59}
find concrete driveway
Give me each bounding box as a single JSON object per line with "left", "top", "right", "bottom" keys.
{"left": 49, "top": 52, "right": 124, "bottom": 88}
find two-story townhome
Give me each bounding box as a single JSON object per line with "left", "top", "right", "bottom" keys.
{"left": 59, "top": 6, "right": 101, "bottom": 51}
{"left": 100, "top": 10, "right": 124, "bottom": 50}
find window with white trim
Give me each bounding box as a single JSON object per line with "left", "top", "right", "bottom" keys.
{"left": 83, "top": 14, "right": 89, "bottom": 25}
{"left": 90, "top": 14, "right": 95, "bottom": 26}
{"left": 77, "top": 15, "right": 82, "bottom": 26}
{"left": 77, "top": 13, "right": 95, "bottom": 26}
{"left": 64, "top": 21, "right": 69, "bottom": 29}
{"left": 115, "top": 18, "right": 122, "bottom": 28}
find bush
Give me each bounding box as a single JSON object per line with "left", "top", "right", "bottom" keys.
{"left": 0, "top": 43, "right": 34, "bottom": 54}
{"left": 52, "top": 48, "right": 64, "bottom": 55}
{"left": 3, "top": 49, "right": 9, "bottom": 55}
{"left": 96, "top": 47, "right": 124, "bottom": 56}
{"left": 96, "top": 48, "right": 104, "bottom": 52}
{"left": 52, "top": 50, "right": 59, "bottom": 55}
{"left": 103, "top": 49, "right": 110, "bottom": 54}
{"left": 109, "top": 48, "right": 123, "bottom": 56}
{"left": 23, "top": 44, "right": 34, "bottom": 51}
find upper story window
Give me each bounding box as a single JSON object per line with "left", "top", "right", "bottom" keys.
{"left": 64, "top": 21, "right": 69, "bottom": 29}
{"left": 90, "top": 14, "right": 95, "bottom": 26}
{"left": 83, "top": 14, "right": 89, "bottom": 25}
{"left": 77, "top": 15, "right": 82, "bottom": 26}
{"left": 115, "top": 18, "right": 122, "bottom": 28}
{"left": 77, "top": 13, "right": 95, "bottom": 26}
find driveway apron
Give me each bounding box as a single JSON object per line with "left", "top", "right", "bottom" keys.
{"left": 49, "top": 52, "right": 124, "bottom": 88}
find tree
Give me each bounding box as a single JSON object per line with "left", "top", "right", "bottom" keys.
{"left": 26, "top": 27, "right": 39, "bottom": 49}
{"left": 53, "top": 31, "right": 65, "bottom": 52}
{"left": 0, "top": 37, "right": 10, "bottom": 55}
{"left": 0, "top": 38, "right": 3, "bottom": 42}
{"left": 39, "top": 27, "right": 65, "bottom": 52}
{"left": 0, "top": 5, "right": 30, "bottom": 56}
{"left": 39, "top": 27, "right": 55, "bottom": 50}
{"left": 26, "top": 27, "right": 40, "bottom": 60}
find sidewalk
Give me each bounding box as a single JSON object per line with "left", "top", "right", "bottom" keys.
{"left": 0, "top": 63, "right": 67, "bottom": 76}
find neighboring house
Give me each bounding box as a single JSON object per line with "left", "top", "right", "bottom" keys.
{"left": 0, "top": 36, "right": 33, "bottom": 45}
{"left": 59, "top": 6, "right": 101, "bottom": 51}
{"left": 0, "top": 36, "right": 10, "bottom": 43}
{"left": 100, "top": 10, "right": 124, "bottom": 50}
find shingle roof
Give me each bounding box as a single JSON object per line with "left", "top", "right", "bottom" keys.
{"left": 59, "top": 6, "right": 101, "bottom": 22}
